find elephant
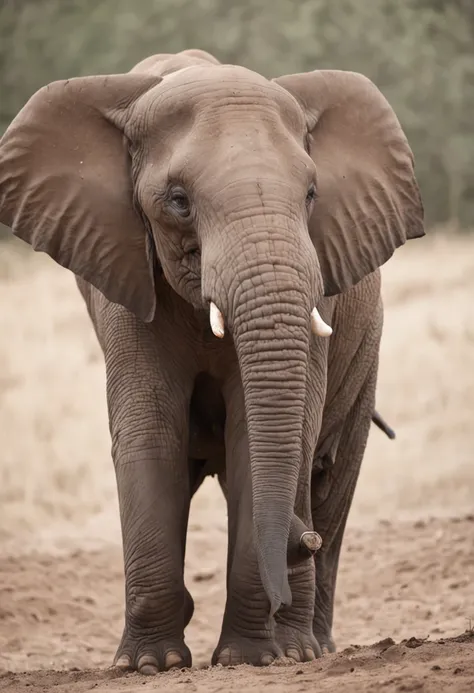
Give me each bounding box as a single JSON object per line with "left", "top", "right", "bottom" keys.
{"left": 0, "top": 48, "right": 424, "bottom": 673}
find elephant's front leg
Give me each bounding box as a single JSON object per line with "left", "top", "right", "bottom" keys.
{"left": 105, "top": 313, "right": 196, "bottom": 674}
{"left": 213, "top": 374, "right": 320, "bottom": 665}
{"left": 274, "top": 562, "right": 321, "bottom": 661}
{"left": 274, "top": 343, "right": 325, "bottom": 663}
{"left": 213, "top": 373, "right": 282, "bottom": 666}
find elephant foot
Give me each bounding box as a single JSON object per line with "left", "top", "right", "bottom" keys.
{"left": 212, "top": 632, "right": 282, "bottom": 667}
{"left": 114, "top": 631, "right": 191, "bottom": 675}
{"left": 313, "top": 630, "right": 336, "bottom": 655}
{"left": 275, "top": 623, "right": 322, "bottom": 662}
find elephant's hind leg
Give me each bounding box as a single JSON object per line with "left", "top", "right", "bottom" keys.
{"left": 311, "top": 360, "right": 378, "bottom": 654}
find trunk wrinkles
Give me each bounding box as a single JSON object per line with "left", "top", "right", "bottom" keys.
{"left": 228, "top": 233, "right": 314, "bottom": 617}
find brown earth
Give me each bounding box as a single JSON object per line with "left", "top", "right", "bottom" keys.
{"left": 0, "top": 231, "right": 473, "bottom": 691}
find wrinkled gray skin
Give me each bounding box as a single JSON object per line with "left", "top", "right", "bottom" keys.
{"left": 0, "top": 49, "right": 424, "bottom": 673}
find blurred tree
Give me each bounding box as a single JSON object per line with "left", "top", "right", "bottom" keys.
{"left": 0, "top": 0, "right": 473, "bottom": 227}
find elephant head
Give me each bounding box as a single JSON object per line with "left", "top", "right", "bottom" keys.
{"left": 0, "top": 50, "right": 423, "bottom": 617}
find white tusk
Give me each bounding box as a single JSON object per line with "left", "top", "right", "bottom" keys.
{"left": 311, "top": 307, "right": 333, "bottom": 337}
{"left": 210, "top": 302, "right": 225, "bottom": 338}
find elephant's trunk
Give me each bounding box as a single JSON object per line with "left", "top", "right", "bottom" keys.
{"left": 231, "top": 312, "right": 308, "bottom": 615}
{"left": 220, "top": 225, "right": 319, "bottom": 617}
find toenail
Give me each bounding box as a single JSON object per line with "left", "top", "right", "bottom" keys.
{"left": 286, "top": 648, "right": 301, "bottom": 662}
{"left": 305, "top": 647, "right": 316, "bottom": 661}
{"left": 138, "top": 654, "right": 159, "bottom": 675}
{"left": 114, "top": 654, "right": 132, "bottom": 670}
{"left": 216, "top": 647, "right": 231, "bottom": 666}
{"left": 165, "top": 651, "right": 183, "bottom": 670}
{"left": 260, "top": 654, "right": 275, "bottom": 666}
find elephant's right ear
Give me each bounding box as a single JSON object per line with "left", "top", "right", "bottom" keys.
{"left": 0, "top": 74, "right": 162, "bottom": 322}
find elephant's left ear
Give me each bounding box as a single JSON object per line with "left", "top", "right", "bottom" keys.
{"left": 273, "top": 70, "right": 424, "bottom": 296}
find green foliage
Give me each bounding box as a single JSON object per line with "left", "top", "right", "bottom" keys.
{"left": 1, "top": 0, "right": 473, "bottom": 226}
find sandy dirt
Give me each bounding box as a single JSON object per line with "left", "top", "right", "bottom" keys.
{"left": 0, "top": 231, "right": 473, "bottom": 691}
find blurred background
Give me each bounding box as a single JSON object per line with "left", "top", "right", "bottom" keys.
{"left": 0, "top": 0, "right": 474, "bottom": 675}
{"left": 1, "top": 0, "right": 474, "bottom": 229}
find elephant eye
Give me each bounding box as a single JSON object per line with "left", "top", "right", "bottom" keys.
{"left": 169, "top": 188, "right": 191, "bottom": 217}
{"left": 305, "top": 184, "right": 317, "bottom": 206}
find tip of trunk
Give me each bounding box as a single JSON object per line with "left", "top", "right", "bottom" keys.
{"left": 254, "top": 524, "right": 293, "bottom": 618}
{"left": 267, "top": 570, "right": 292, "bottom": 618}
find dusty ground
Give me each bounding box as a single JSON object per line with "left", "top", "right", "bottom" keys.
{"left": 0, "top": 230, "right": 473, "bottom": 691}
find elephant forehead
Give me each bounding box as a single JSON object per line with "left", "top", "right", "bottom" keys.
{"left": 159, "top": 63, "right": 272, "bottom": 93}
{"left": 136, "top": 65, "right": 306, "bottom": 135}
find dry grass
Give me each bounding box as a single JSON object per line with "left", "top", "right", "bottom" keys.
{"left": 358, "top": 231, "right": 474, "bottom": 522}
{"left": 1, "top": 231, "right": 473, "bottom": 551}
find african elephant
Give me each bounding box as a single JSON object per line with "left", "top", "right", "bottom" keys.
{"left": 0, "top": 49, "right": 424, "bottom": 673}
